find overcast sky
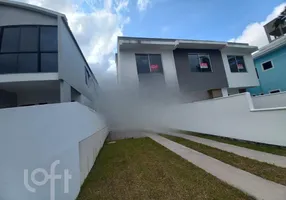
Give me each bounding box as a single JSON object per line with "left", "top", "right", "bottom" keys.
{"left": 16, "top": 0, "right": 286, "bottom": 86}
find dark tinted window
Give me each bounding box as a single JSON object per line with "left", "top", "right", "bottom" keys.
{"left": 41, "top": 53, "right": 58, "bottom": 72}
{"left": 188, "top": 54, "right": 200, "bottom": 72}
{"left": 18, "top": 54, "right": 38, "bottom": 73}
{"left": 236, "top": 56, "right": 247, "bottom": 72}
{"left": 1, "top": 27, "right": 20, "bottom": 52}
{"left": 0, "top": 54, "right": 18, "bottom": 74}
{"left": 189, "top": 54, "right": 212, "bottom": 72}
{"left": 227, "top": 56, "right": 238, "bottom": 72}
{"left": 149, "top": 54, "right": 163, "bottom": 73}
{"left": 40, "top": 27, "right": 58, "bottom": 51}
{"left": 19, "top": 27, "right": 39, "bottom": 52}
{"left": 227, "top": 55, "right": 247, "bottom": 72}
{"left": 262, "top": 61, "right": 273, "bottom": 71}
{"left": 136, "top": 54, "right": 150, "bottom": 73}
{"left": 199, "top": 54, "right": 212, "bottom": 72}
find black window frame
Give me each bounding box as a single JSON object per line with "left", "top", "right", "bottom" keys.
{"left": 188, "top": 53, "right": 213, "bottom": 73}
{"left": 135, "top": 54, "right": 164, "bottom": 74}
{"left": 261, "top": 60, "right": 274, "bottom": 71}
{"left": 0, "top": 25, "right": 58, "bottom": 74}
{"left": 227, "top": 55, "right": 247, "bottom": 73}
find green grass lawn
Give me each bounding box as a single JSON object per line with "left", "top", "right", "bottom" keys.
{"left": 180, "top": 130, "right": 286, "bottom": 156}
{"left": 77, "top": 137, "right": 254, "bottom": 200}
{"left": 164, "top": 135, "right": 286, "bottom": 186}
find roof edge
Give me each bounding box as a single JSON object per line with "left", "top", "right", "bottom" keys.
{"left": 0, "top": 0, "right": 67, "bottom": 21}
{"left": 253, "top": 35, "right": 286, "bottom": 59}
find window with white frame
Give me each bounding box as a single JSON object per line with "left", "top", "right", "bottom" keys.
{"left": 135, "top": 54, "right": 163, "bottom": 74}
{"left": 188, "top": 53, "right": 212, "bottom": 72}
{"left": 262, "top": 61, "right": 274, "bottom": 71}
{"left": 227, "top": 55, "right": 247, "bottom": 72}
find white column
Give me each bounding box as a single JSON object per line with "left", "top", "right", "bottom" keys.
{"left": 221, "top": 88, "right": 229, "bottom": 97}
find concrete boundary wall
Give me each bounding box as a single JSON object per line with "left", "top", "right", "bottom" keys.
{"left": 159, "top": 93, "right": 286, "bottom": 146}
{"left": 0, "top": 102, "right": 108, "bottom": 200}
{"left": 252, "top": 91, "right": 286, "bottom": 109}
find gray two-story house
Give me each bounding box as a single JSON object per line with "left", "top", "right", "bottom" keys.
{"left": 0, "top": 0, "right": 98, "bottom": 109}
{"left": 116, "top": 36, "right": 259, "bottom": 102}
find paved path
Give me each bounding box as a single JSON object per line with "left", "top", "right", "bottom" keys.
{"left": 163, "top": 131, "right": 286, "bottom": 168}
{"left": 148, "top": 133, "right": 286, "bottom": 200}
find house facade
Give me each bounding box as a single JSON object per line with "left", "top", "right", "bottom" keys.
{"left": 117, "top": 36, "right": 259, "bottom": 102}
{"left": 0, "top": 0, "right": 99, "bottom": 109}
{"left": 247, "top": 35, "right": 286, "bottom": 96}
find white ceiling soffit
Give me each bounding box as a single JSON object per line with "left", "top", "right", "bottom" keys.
{"left": 222, "top": 45, "right": 258, "bottom": 54}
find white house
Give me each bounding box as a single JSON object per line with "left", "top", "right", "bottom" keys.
{"left": 0, "top": 1, "right": 108, "bottom": 200}
{"left": 0, "top": 0, "right": 99, "bottom": 109}
{"left": 116, "top": 36, "right": 260, "bottom": 102}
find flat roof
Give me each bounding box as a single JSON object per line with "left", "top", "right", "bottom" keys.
{"left": 118, "top": 36, "right": 250, "bottom": 46}
{"left": 118, "top": 36, "right": 255, "bottom": 52}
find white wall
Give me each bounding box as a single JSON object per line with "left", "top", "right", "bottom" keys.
{"left": 252, "top": 91, "right": 286, "bottom": 109}
{"left": 0, "top": 5, "right": 57, "bottom": 26}
{"left": 118, "top": 49, "right": 179, "bottom": 91}
{"left": 158, "top": 93, "right": 286, "bottom": 146}
{"left": 221, "top": 51, "right": 259, "bottom": 88}
{"left": 58, "top": 17, "right": 97, "bottom": 108}
{"left": 0, "top": 102, "right": 108, "bottom": 200}
{"left": 79, "top": 126, "right": 108, "bottom": 184}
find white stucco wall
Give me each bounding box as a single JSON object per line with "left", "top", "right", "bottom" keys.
{"left": 252, "top": 91, "right": 286, "bottom": 109}
{"left": 58, "top": 18, "right": 97, "bottom": 108}
{"left": 0, "top": 4, "right": 57, "bottom": 26}
{"left": 118, "top": 49, "right": 179, "bottom": 90}
{"left": 0, "top": 102, "right": 108, "bottom": 200}
{"left": 79, "top": 126, "right": 108, "bottom": 184}
{"left": 159, "top": 93, "right": 286, "bottom": 146}
{"left": 221, "top": 52, "right": 259, "bottom": 88}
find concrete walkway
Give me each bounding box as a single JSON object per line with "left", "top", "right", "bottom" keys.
{"left": 163, "top": 131, "right": 286, "bottom": 168}
{"left": 148, "top": 133, "right": 286, "bottom": 200}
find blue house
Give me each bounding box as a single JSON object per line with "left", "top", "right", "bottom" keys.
{"left": 247, "top": 35, "right": 286, "bottom": 96}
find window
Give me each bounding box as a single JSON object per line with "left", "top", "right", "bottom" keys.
{"left": 0, "top": 25, "right": 58, "bottom": 74}
{"left": 19, "top": 27, "right": 38, "bottom": 52}
{"left": 41, "top": 53, "right": 58, "bottom": 72}
{"left": 188, "top": 54, "right": 212, "bottom": 72}
{"left": 135, "top": 54, "right": 163, "bottom": 74}
{"left": 18, "top": 54, "right": 38, "bottom": 73}
{"left": 85, "top": 67, "right": 91, "bottom": 86}
{"left": 269, "top": 89, "right": 280, "bottom": 94}
{"left": 227, "top": 56, "right": 247, "bottom": 72}
{"left": 0, "top": 54, "right": 18, "bottom": 73}
{"left": 1, "top": 27, "right": 20, "bottom": 52}
{"left": 262, "top": 61, "right": 273, "bottom": 71}
{"left": 40, "top": 27, "right": 58, "bottom": 51}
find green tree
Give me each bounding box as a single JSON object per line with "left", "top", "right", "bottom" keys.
{"left": 273, "top": 6, "right": 286, "bottom": 30}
